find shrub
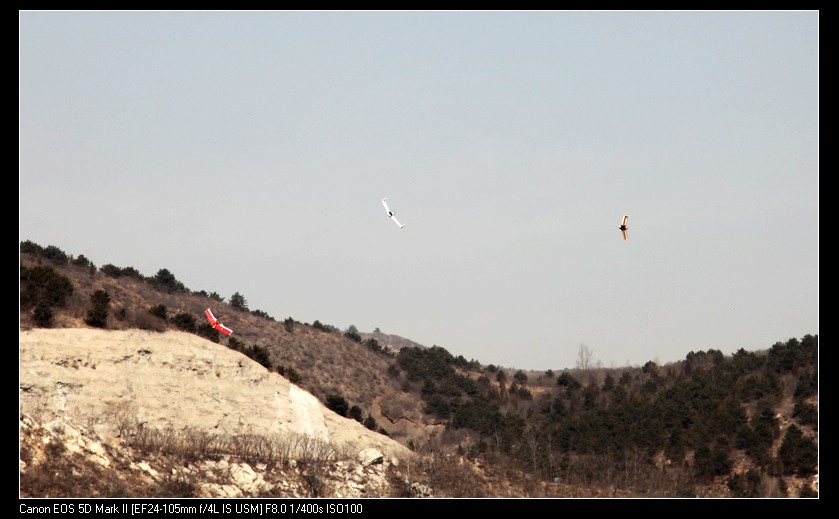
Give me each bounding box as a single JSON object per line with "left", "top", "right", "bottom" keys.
{"left": 251, "top": 309, "right": 273, "bottom": 320}
{"left": 364, "top": 338, "right": 386, "bottom": 355}
{"left": 227, "top": 336, "right": 244, "bottom": 351}
{"left": 641, "top": 378, "right": 658, "bottom": 394}
{"left": 192, "top": 290, "right": 223, "bottom": 301}
{"left": 245, "top": 345, "right": 272, "bottom": 370}
{"left": 363, "top": 415, "right": 379, "bottom": 431}
{"left": 793, "top": 401, "right": 818, "bottom": 428}
{"left": 150, "top": 269, "right": 187, "bottom": 294}
{"left": 348, "top": 405, "right": 364, "bottom": 422}
{"left": 325, "top": 394, "right": 349, "bottom": 417}
{"left": 778, "top": 424, "right": 818, "bottom": 476}
{"left": 32, "top": 304, "right": 54, "bottom": 327}
{"left": 693, "top": 440, "right": 732, "bottom": 481}
{"left": 556, "top": 372, "right": 581, "bottom": 390}
{"left": 149, "top": 304, "right": 168, "bottom": 320}
{"left": 42, "top": 245, "right": 70, "bottom": 264}
{"left": 767, "top": 337, "right": 816, "bottom": 374}
{"left": 84, "top": 289, "right": 111, "bottom": 328}
{"left": 100, "top": 264, "right": 122, "bottom": 278}
{"left": 423, "top": 394, "right": 452, "bottom": 419}
{"left": 20, "top": 240, "right": 44, "bottom": 255}
{"left": 794, "top": 372, "right": 818, "bottom": 399}
{"left": 100, "top": 264, "right": 145, "bottom": 281}
{"left": 71, "top": 254, "right": 95, "bottom": 269}
{"left": 312, "top": 320, "right": 339, "bottom": 333}
{"left": 171, "top": 312, "right": 197, "bottom": 332}
{"left": 276, "top": 365, "right": 302, "bottom": 384}
{"left": 20, "top": 265, "right": 74, "bottom": 309}
{"left": 195, "top": 323, "right": 219, "bottom": 343}
{"left": 287, "top": 368, "right": 302, "bottom": 384}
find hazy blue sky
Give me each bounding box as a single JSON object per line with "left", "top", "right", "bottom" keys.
{"left": 20, "top": 11, "right": 818, "bottom": 371}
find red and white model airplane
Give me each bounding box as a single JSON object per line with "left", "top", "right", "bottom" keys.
{"left": 205, "top": 308, "right": 233, "bottom": 336}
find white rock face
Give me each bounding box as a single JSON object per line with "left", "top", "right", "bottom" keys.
{"left": 19, "top": 328, "right": 411, "bottom": 463}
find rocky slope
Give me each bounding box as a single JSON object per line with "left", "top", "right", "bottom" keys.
{"left": 19, "top": 328, "right": 420, "bottom": 498}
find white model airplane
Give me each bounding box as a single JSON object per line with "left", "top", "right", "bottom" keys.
{"left": 205, "top": 308, "right": 233, "bottom": 336}
{"left": 382, "top": 197, "right": 405, "bottom": 228}
{"left": 619, "top": 215, "right": 629, "bottom": 241}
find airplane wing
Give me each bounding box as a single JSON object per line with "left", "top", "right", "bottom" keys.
{"left": 621, "top": 215, "right": 628, "bottom": 227}
{"left": 216, "top": 323, "right": 233, "bottom": 336}
{"left": 621, "top": 229, "right": 628, "bottom": 241}
{"left": 206, "top": 308, "right": 233, "bottom": 335}
{"left": 390, "top": 214, "right": 405, "bottom": 228}
{"left": 205, "top": 308, "right": 219, "bottom": 327}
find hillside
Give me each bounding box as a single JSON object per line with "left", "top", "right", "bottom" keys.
{"left": 18, "top": 248, "right": 434, "bottom": 446}
{"left": 20, "top": 328, "right": 416, "bottom": 498}
{"left": 20, "top": 241, "right": 818, "bottom": 498}
{"left": 18, "top": 327, "right": 633, "bottom": 498}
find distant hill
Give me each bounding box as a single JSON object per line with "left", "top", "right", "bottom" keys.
{"left": 359, "top": 331, "right": 427, "bottom": 353}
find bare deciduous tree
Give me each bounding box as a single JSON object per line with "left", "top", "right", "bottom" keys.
{"left": 576, "top": 343, "right": 594, "bottom": 370}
